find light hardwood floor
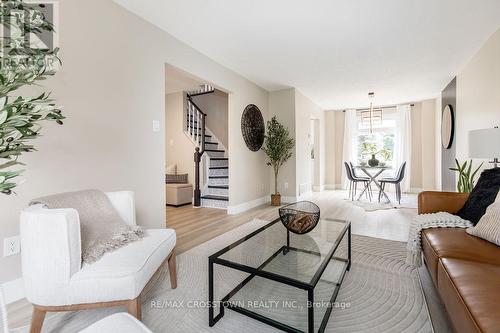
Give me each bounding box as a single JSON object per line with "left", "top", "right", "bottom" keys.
{"left": 167, "top": 204, "right": 279, "bottom": 254}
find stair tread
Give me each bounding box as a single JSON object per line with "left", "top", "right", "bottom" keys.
{"left": 210, "top": 158, "right": 228, "bottom": 160}
{"left": 201, "top": 195, "right": 229, "bottom": 201}
{"left": 209, "top": 175, "right": 228, "bottom": 179}
{"left": 205, "top": 149, "right": 225, "bottom": 152}
{"left": 208, "top": 185, "right": 229, "bottom": 189}
{"left": 209, "top": 167, "right": 228, "bottom": 169}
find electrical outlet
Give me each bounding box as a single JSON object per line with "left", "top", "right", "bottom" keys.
{"left": 284, "top": 182, "right": 289, "bottom": 190}
{"left": 3, "top": 236, "right": 21, "bottom": 256}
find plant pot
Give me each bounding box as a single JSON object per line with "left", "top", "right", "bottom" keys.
{"left": 368, "top": 154, "right": 379, "bottom": 167}
{"left": 271, "top": 193, "right": 281, "bottom": 206}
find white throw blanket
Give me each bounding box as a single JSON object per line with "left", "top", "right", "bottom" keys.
{"left": 406, "top": 212, "right": 472, "bottom": 266}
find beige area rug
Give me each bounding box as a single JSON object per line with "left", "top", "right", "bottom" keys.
{"left": 347, "top": 193, "right": 418, "bottom": 212}
{"left": 15, "top": 219, "right": 432, "bottom": 333}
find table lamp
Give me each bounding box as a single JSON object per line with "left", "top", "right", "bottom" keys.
{"left": 469, "top": 127, "right": 500, "bottom": 168}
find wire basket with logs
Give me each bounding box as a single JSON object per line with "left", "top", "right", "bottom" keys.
{"left": 279, "top": 201, "right": 320, "bottom": 234}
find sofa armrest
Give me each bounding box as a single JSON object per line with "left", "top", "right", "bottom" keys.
{"left": 418, "top": 191, "right": 469, "bottom": 215}
{"left": 20, "top": 206, "right": 82, "bottom": 303}
{"left": 106, "top": 191, "right": 136, "bottom": 226}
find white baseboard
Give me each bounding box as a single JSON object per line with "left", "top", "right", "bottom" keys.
{"left": 312, "top": 185, "right": 326, "bottom": 192}
{"left": 297, "top": 191, "right": 313, "bottom": 201}
{"left": 2, "top": 277, "right": 24, "bottom": 304}
{"left": 324, "top": 184, "right": 342, "bottom": 190}
{"left": 227, "top": 195, "right": 270, "bottom": 215}
{"left": 408, "top": 188, "right": 423, "bottom": 194}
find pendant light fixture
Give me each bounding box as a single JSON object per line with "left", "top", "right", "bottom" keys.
{"left": 368, "top": 92, "right": 375, "bottom": 134}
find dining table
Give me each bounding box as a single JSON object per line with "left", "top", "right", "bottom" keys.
{"left": 353, "top": 165, "right": 392, "bottom": 203}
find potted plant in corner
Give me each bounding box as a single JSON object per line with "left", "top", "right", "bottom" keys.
{"left": 449, "top": 159, "right": 483, "bottom": 193}
{"left": 262, "top": 116, "right": 294, "bottom": 206}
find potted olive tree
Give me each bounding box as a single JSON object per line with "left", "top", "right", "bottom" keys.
{"left": 262, "top": 116, "right": 294, "bottom": 206}
{"left": 0, "top": 1, "right": 64, "bottom": 194}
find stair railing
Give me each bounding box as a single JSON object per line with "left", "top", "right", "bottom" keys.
{"left": 186, "top": 85, "right": 215, "bottom": 207}
{"left": 187, "top": 97, "right": 206, "bottom": 207}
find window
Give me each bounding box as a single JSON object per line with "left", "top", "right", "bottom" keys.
{"left": 356, "top": 108, "right": 396, "bottom": 166}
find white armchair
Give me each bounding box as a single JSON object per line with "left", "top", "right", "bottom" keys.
{"left": 20, "top": 191, "right": 177, "bottom": 333}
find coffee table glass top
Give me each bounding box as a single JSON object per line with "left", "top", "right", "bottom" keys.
{"left": 215, "top": 218, "right": 349, "bottom": 287}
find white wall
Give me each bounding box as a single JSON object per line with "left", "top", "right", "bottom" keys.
{"left": 0, "top": 0, "right": 270, "bottom": 291}
{"left": 421, "top": 99, "right": 437, "bottom": 190}
{"left": 324, "top": 111, "right": 336, "bottom": 188}
{"left": 456, "top": 27, "right": 500, "bottom": 165}
{"left": 435, "top": 95, "right": 443, "bottom": 190}
{"left": 410, "top": 99, "right": 438, "bottom": 191}
{"left": 268, "top": 89, "right": 296, "bottom": 197}
{"left": 295, "top": 90, "right": 326, "bottom": 195}
{"left": 192, "top": 90, "right": 229, "bottom": 148}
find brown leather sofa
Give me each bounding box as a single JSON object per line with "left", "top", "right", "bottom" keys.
{"left": 419, "top": 191, "right": 500, "bottom": 333}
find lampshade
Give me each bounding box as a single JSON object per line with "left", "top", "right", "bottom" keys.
{"left": 469, "top": 128, "right": 500, "bottom": 159}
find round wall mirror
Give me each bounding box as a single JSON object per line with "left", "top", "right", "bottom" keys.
{"left": 441, "top": 104, "right": 454, "bottom": 149}
{"left": 241, "top": 104, "right": 265, "bottom": 151}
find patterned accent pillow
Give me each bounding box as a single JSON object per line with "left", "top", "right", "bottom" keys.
{"left": 467, "top": 191, "right": 500, "bottom": 246}
{"left": 166, "top": 173, "right": 188, "bottom": 184}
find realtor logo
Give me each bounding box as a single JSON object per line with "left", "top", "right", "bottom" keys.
{"left": 1, "top": 1, "right": 58, "bottom": 55}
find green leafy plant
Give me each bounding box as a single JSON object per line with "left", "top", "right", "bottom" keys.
{"left": 0, "top": 0, "right": 64, "bottom": 194}
{"left": 360, "top": 141, "right": 391, "bottom": 161}
{"left": 262, "top": 116, "right": 295, "bottom": 195}
{"left": 361, "top": 141, "right": 378, "bottom": 155}
{"left": 379, "top": 149, "right": 392, "bottom": 162}
{"left": 449, "top": 159, "right": 483, "bottom": 193}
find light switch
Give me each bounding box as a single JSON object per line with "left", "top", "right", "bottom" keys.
{"left": 152, "top": 120, "right": 160, "bottom": 132}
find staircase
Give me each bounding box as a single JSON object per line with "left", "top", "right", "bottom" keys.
{"left": 185, "top": 85, "right": 229, "bottom": 209}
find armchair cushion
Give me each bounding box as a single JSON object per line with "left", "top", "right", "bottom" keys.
{"left": 30, "top": 228, "right": 175, "bottom": 306}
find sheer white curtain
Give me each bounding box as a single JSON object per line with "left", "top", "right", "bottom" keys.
{"left": 393, "top": 104, "right": 412, "bottom": 192}
{"left": 341, "top": 109, "right": 358, "bottom": 189}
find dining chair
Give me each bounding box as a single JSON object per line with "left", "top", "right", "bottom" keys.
{"left": 344, "top": 162, "right": 371, "bottom": 201}
{"left": 379, "top": 162, "right": 406, "bottom": 204}
{"left": 349, "top": 162, "right": 373, "bottom": 200}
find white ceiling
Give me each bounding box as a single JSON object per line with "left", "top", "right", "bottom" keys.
{"left": 115, "top": 0, "right": 500, "bottom": 109}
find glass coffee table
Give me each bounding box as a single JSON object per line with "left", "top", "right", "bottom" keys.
{"left": 209, "top": 217, "right": 351, "bottom": 333}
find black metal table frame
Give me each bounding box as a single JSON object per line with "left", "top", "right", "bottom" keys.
{"left": 355, "top": 167, "right": 391, "bottom": 203}
{"left": 208, "top": 218, "right": 351, "bottom": 333}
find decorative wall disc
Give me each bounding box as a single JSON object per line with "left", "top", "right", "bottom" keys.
{"left": 241, "top": 104, "right": 265, "bottom": 151}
